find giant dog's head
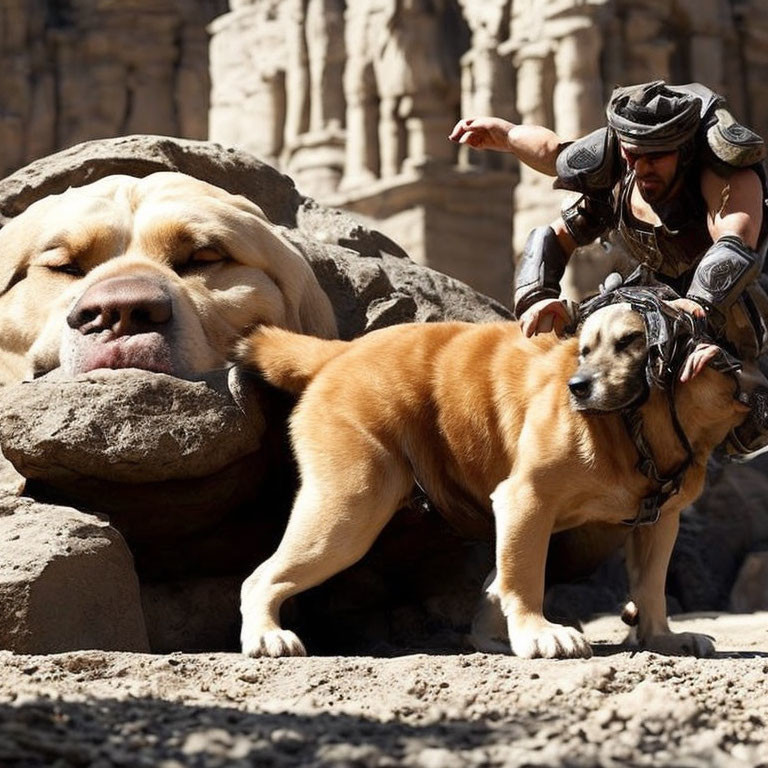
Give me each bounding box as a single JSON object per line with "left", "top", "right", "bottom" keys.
{"left": 0, "top": 172, "right": 337, "bottom": 382}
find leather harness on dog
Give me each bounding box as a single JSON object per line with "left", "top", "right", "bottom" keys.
{"left": 578, "top": 286, "right": 740, "bottom": 526}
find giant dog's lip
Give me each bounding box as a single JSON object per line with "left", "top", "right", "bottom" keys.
{"left": 78, "top": 333, "right": 174, "bottom": 375}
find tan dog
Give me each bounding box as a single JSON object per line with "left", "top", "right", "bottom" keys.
{"left": 0, "top": 172, "right": 336, "bottom": 383}
{"left": 238, "top": 303, "right": 753, "bottom": 658}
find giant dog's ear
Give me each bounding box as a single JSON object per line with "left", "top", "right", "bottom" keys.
{"left": 250, "top": 222, "right": 337, "bottom": 339}
{"left": 679, "top": 342, "right": 721, "bottom": 382}
{"left": 218, "top": 193, "right": 338, "bottom": 339}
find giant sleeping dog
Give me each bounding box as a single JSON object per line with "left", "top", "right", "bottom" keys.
{"left": 0, "top": 171, "right": 336, "bottom": 383}
{"left": 238, "top": 295, "right": 763, "bottom": 659}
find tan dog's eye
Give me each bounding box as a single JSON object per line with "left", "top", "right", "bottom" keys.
{"left": 34, "top": 247, "right": 84, "bottom": 278}
{"left": 615, "top": 332, "right": 643, "bottom": 353}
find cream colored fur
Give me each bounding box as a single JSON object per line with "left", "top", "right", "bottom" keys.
{"left": 0, "top": 171, "right": 337, "bottom": 382}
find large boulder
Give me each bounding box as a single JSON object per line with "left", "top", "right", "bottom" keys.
{"left": 0, "top": 134, "right": 511, "bottom": 341}
{"left": 0, "top": 495, "right": 148, "bottom": 653}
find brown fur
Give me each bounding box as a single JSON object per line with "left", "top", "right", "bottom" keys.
{"left": 238, "top": 305, "right": 750, "bottom": 658}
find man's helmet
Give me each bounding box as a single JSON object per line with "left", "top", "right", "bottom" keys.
{"left": 606, "top": 80, "right": 701, "bottom": 153}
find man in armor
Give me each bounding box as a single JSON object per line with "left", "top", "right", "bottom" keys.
{"left": 449, "top": 81, "right": 768, "bottom": 364}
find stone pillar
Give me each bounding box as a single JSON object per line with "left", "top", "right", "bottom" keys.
{"left": 676, "top": 0, "right": 729, "bottom": 94}
{"left": 734, "top": 0, "right": 768, "bottom": 143}
{"left": 456, "top": 0, "right": 516, "bottom": 171}
{"left": 306, "top": 0, "right": 346, "bottom": 133}
{"left": 552, "top": 24, "right": 604, "bottom": 140}
{"left": 209, "top": 2, "right": 287, "bottom": 167}
{"left": 511, "top": 43, "right": 561, "bottom": 255}
{"left": 283, "top": 0, "right": 310, "bottom": 147}
{"left": 284, "top": 0, "right": 347, "bottom": 197}
{"left": 340, "top": 0, "right": 388, "bottom": 189}
{"left": 0, "top": 0, "right": 55, "bottom": 176}
{"left": 619, "top": 1, "right": 673, "bottom": 85}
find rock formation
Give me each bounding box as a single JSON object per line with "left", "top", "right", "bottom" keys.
{"left": 0, "top": 135, "right": 509, "bottom": 653}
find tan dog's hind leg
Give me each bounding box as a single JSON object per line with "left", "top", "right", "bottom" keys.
{"left": 491, "top": 478, "right": 592, "bottom": 659}
{"left": 625, "top": 509, "right": 715, "bottom": 657}
{"left": 240, "top": 440, "right": 412, "bottom": 658}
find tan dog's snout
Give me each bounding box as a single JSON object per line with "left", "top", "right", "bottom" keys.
{"left": 67, "top": 276, "right": 173, "bottom": 337}
{"left": 567, "top": 370, "right": 595, "bottom": 402}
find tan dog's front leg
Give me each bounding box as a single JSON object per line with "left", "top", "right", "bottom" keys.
{"left": 491, "top": 478, "right": 592, "bottom": 659}
{"left": 625, "top": 508, "right": 715, "bottom": 657}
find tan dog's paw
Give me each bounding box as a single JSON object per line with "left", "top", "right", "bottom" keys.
{"left": 241, "top": 628, "right": 307, "bottom": 658}
{"left": 631, "top": 631, "right": 715, "bottom": 658}
{"left": 509, "top": 621, "right": 593, "bottom": 659}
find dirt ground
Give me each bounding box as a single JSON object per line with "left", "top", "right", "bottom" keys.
{"left": 0, "top": 613, "right": 766, "bottom": 767}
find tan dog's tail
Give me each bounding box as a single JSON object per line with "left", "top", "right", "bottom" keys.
{"left": 238, "top": 326, "right": 349, "bottom": 394}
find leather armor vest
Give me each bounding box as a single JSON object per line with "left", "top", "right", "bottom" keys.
{"left": 616, "top": 169, "right": 713, "bottom": 291}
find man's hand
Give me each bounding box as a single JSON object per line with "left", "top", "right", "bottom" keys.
{"left": 449, "top": 117, "right": 516, "bottom": 152}
{"left": 679, "top": 342, "right": 720, "bottom": 382}
{"left": 518, "top": 298, "right": 571, "bottom": 338}
{"left": 666, "top": 297, "right": 706, "bottom": 319}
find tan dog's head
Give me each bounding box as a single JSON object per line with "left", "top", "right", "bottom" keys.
{"left": 569, "top": 302, "right": 648, "bottom": 412}
{"left": 0, "top": 172, "right": 337, "bottom": 382}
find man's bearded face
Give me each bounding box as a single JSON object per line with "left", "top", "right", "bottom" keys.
{"left": 621, "top": 146, "right": 680, "bottom": 204}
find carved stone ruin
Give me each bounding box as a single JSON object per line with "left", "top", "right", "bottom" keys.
{"left": 208, "top": 0, "right": 768, "bottom": 304}
{"left": 0, "top": 0, "right": 226, "bottom": 179}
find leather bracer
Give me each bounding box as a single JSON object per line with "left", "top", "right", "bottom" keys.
{"left": 561, "top": 193, "right": 615, "bottom": 246}
{"left": 686, "top": 235, "right": 765, "bottom": 315}
{"left": 514, "top": 226, "right": 568, "bottom": 317}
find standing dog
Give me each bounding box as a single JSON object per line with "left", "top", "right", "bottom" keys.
{"left": 238, "top": 303, "right": 755, "bottom": 658}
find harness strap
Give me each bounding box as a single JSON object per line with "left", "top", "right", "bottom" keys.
{"left": 621, "top": 384, "right": 693, "bottom": 526}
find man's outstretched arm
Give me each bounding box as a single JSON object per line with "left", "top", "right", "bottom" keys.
{"left": 449, "top": 117, "right": 563, "bottom": 177}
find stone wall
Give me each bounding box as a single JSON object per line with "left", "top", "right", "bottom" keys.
{"left": 209, "top": 0, "right": 768, "bottom": 303}
{"left": 0, "top": 0, "right": 227, "bottom": 178}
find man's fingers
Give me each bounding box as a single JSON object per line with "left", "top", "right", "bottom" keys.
{"left": 680, "top": 343, "right": 720, "bottom": 382}
{"left": 448, "top": 118, "right": 475, "bottom": 141}
{"left": 667, "top": 297, "right": 706, "bottom": 318}
{"left": 538, "top": 313, "right": 555, "bottom": 334}
{"left": 519, "top": 300, "right": 570, "bottom": 338}
{"left": 521, "top": 313, "right": 536, "bottom": 337}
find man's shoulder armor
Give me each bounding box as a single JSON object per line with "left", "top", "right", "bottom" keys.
{"left": 554, "top": 127, "right": 620, "bottom": 194}
{"left": 679, "top": 83, "right": 767, "bottom": 169}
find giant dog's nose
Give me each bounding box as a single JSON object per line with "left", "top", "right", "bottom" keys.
{"left": 568, "top": 372, "right": 593, "bottom": 400}
{"left": 67, "top": 276, "right": 173, "bottom": 336}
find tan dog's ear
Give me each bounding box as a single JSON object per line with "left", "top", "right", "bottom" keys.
{"left": 679, "top": 342, "right": 721, "bottom": 382}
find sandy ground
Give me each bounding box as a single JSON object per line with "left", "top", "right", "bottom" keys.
{"left": 0, "top": 613, "right": 766, "bottom": 767}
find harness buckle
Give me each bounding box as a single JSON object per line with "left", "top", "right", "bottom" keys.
{"left": 623, "top": 494, "right": 663, "bottom": 526}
